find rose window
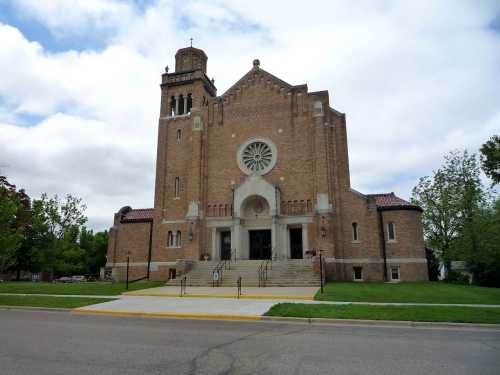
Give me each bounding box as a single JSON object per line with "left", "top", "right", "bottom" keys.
{"left": 242, "top": 142, "right": 273, "bottom": 172}
{"left": 237, "top": 138, "right": 277, "bottom": 176}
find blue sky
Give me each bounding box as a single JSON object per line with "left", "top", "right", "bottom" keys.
{"left": 0, "top": 0, "right": 499, "bottom": 230}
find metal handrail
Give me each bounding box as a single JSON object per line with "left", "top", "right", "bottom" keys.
{"left": 180, "top": 276, "right": 187, "bottom": 297}
{"left": 237, "top": 276, "right": 242, "bottom": 299}
{"left": 258, "top": 259, "right": 272, "bottom": 287}
{"left": 212, "top": 260, "right": 227, "bottom": 287}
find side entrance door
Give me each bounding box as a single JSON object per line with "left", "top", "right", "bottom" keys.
{"left": 220, "top": 231, "right": 231, "bottom": 260}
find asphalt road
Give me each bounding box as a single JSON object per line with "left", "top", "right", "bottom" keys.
{"left": 0, "top": 309, "right": 499, "bottom": 375}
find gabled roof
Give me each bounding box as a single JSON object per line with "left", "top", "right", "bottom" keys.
{"left": 121, "top": 208, "right": 154, "bottom": 223}
{"left": 366, "top": 192, "right": 422, "bottom": 211}
{"left": 221, "top": 64, "right": 295, "bottom": 98}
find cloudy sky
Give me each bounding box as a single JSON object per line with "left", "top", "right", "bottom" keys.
{"left": 0, "top": 0, "right": 499, "bottom": 231}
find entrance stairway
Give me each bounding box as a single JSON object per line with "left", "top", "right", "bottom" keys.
{"left": 167, "top": 259, "right": 320, "bottom": 287}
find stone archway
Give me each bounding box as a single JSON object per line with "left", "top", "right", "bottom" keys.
{"left": 232, "top": 176, "right": 280, "bottom": 259}
{"left": 240, "top": 195, "right": 272, "bottom": 259}
{"left": 233, "top": 175, "right": 279, "bottom": 218}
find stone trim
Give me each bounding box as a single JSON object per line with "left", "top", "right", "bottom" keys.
{"left": 161, "top": 219, "right": 186, "bottom": 224}
{"left": 278, "top": 215, "right": 313, "bottom": 224}
{"left": 387, "top": 258, "right": 427, "bottom": 264}
{"left": 325, "top": 257, "right": 427, "bottom": 264}
{"left": 107, "top": 261, "right": 177, "bottom": 267}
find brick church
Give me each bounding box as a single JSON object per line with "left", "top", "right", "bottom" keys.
{"left": 106, "top": 46, "right": 428, "bottom": 284}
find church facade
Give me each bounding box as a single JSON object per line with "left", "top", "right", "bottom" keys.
{"left": 106, "top": 47, "right": 428, "bottom": 283}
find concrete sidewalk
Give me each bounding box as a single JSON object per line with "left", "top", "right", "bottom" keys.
{"left": 74, "top": 296, "right": 319, "bottom": 319}
{"left": 123, "top": 286, "right": 319, "bottom": 300}
{"left": 0, "top": 293, "right": 116, "bottom": 299}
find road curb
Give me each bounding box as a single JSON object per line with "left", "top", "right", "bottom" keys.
{"left": 72, "top": 308, "right": 263, "bottom": 321}
{"left": 5, "top": 305, "right": 498, "bottom": 329}
{"left": 122, "top": 292, "right": 314, "bottom": 300}
{"left": 261, "top": 315, "right": 500, "bottom": 329}
{"left": 0, "top": 305, "right": 72, "bottom": 312}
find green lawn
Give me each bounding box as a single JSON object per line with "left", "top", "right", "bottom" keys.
{"left": 316, "top": 282, "right": 500, "bottom": 304}
{"left": 0, "top": 295, "right": 115, "bottom": 309}
{"left": 0, "top": 281, "right": 164, "bottom": 296}
{"left": 265, "top": 303, "right": 500, "bottom": 324}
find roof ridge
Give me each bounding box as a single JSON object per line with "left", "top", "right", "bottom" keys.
{"left": 221, "top": 66, "right": 293, "bottom": 98}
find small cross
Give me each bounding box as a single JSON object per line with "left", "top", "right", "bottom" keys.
{"left": 190, "top": 37, "right": 193, "bottom": 47}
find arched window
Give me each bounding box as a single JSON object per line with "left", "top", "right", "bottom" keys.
{"left": 176, "top": 231, "right": 182, "bottom": 247}
{"left": 187, "top": 93, "right": 192, "bottom": 113}
{"left": 170, "top": 96, "right": 176, "bottom": 116}
{"left": 178, "top": 94, "right": 185, "bottom": 114}
{"left": 174, "top": 177, "right": 180, "bottom": 198}
{"left": 352, "top": 222, "right": 358, "bottom": 241}
{"left": 176, "top": 129, "right": 182, "bottom": 143}
{"left": 387, "top": 222, "right": 396, "bottom": 241}
{"left": 167, "top": 231, "right": 173, "bottom": 247}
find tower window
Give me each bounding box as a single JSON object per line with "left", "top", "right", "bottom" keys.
{"left": 170, "top": 96, "right": 176, "bottom": 116}
{"left": 352, "top": 222, "right": 358, "bottom": 241}
{"left": 176, "top": 231, "right": 182, "bottom": 247}
{"left": 176, "top": 129, "right": 182, "bottom": 143}
{"left": 187, "top": 93, "right": 192, "bottom": 113}
{"left": 178, "top": 94, "right": 185, "bottom": 115}
{"left": 387, "top": 222, "right": 396, "bottom": 241}
{"left": 167, "top": 231, "right": 173, "bottom": 247}
{"left": 174, "top": 177, "right": 180, "bottom": 198}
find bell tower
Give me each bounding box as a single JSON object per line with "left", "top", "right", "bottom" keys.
{"left": 175, "top": 47, "right": 208, "bottom": 73}
{"left": 158, "top": 46, "right": 216, "bottom": 118}
{"left": 153, "top": 45, "right": 216, "bottom": 262}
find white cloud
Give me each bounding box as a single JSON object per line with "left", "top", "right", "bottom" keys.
{"left": 0, "top": 0, "right": 499, "bottom": 230}
{"left": 11, "top": 0, "right": 134, "bottom": 36}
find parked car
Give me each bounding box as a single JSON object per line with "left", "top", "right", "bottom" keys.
{"left": 71, "top": 275, "right": 87, "bottom": 282}
{"left": 55, "top": 276, "right": 72, "bottom": 283}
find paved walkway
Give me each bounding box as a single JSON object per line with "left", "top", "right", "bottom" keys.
{"left": 0, "top": 293, "right": 116, "bottom": 299}
{"left": 123, "top": 286, "right": 319, "bottom": 300}
{"left": 74, "top": 296, "right": 296, "bottom": 319}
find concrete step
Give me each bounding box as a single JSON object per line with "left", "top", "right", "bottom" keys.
{"left": 167, "top": 259, "right": 320, "bottom": 287}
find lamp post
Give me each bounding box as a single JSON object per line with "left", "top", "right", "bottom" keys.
{"left": 126, "top": 251, "right": 130, "bottom": 290}
{"left": 319, "top": 249, "right": 324, "bottom": 294}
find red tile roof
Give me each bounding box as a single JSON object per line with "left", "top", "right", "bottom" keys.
{"left": 366, "top": 193, "right": 422, "bottom": 211}
{"left": 121, "top": 208, "right": 154, "bottom": 223}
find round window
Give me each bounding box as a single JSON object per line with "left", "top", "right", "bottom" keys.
{"left": 237, "top": 138, "right": 277, "bottom": 176}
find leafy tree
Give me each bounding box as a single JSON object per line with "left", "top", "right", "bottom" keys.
{"left": 412, "top": 151, "right": 485, "bottom": 276}
{"left": 425, "top": 247, "right": 440, "bottom": 281}
{"left": 411, "top": 169, "right": 462, "bottom": 270}
{"left": 443, "top": 151, "right": 484, "bottom": 261}
{"left": 29, "top": 194, "right": 87, "bottom": 277}
{"left": 480, "top": 135, "right": 500, "bottom": 185}
{"left": 459, "top": 199, "right": 500, "bottom": 287}
{"left": 80, "top": 228, "right": 108, "bottom": 275}
{"left": 412, "top": 150, "right": 500, "bottom": 286}
{"left": 0, "top": 176, "right": 23, "bottom": 272}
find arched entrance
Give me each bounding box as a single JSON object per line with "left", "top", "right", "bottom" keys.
{"left": 241, "top": 195, "right": 272, "bottom": 260}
